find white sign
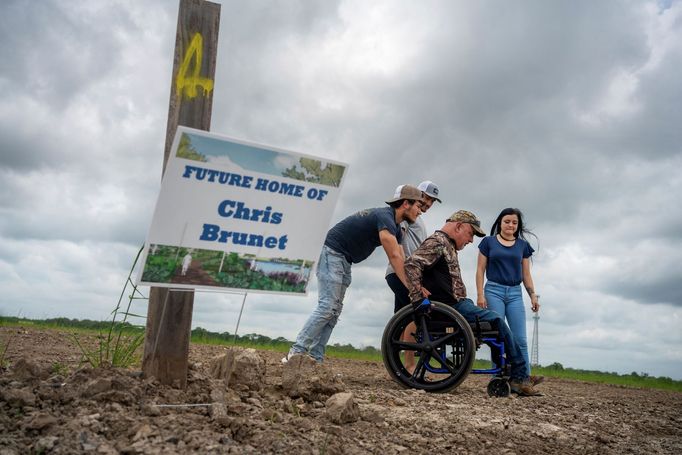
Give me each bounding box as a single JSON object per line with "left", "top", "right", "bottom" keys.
{"left": 137, "top": 127, "right": 348, "bottom": 294}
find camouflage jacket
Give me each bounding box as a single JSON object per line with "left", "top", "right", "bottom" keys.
{"left": 404, "top": 230, "right": 467, "bottom": 305}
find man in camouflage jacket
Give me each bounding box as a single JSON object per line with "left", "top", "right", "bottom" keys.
{"left": 404, "top": 210, "right": 542, "bottom": 396}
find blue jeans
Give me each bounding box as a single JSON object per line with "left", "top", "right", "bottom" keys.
{"left": 485, "top": 281, "right": 530, "bottom": 376}
{"left": 289, "top": 245, "right": 351, "bottom": 361}
{"left": 451, "top": 298, "right": 527, "bottom": 380}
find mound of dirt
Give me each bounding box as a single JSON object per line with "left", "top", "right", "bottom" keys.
{"left": 1, "top": 326, "right": 680, "bottom": 454}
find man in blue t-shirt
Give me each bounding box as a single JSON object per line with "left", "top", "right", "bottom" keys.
{"left": 284, "top": 184, "right": 424, "bottom": 363}
{"left": 385, "top": 180, "right": 442, "bottom": 312}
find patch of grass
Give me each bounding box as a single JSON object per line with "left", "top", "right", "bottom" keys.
{"left": 472, "top": 359, "right": 496, "bottom": 370}
{"left": 326, "top": 345, "right": 381, "bottom": 361}
{"left": 51, "top": 362, "right": 69, "bottom": 376}
{"left": 189, "top": 328, "right": 292, "bottom": 352}
{"left": 532, "top": 362, "right": 682, "bottom": 392}
{"left": 0, "top": 335, "right": 11, "bottom": 369}
{"left": 71, "top": 246, "right": 147, "bottom": 369}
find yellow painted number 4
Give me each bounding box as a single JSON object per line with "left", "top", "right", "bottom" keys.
{"left": 176, "top": 33, "right": 214, "bottom": 99}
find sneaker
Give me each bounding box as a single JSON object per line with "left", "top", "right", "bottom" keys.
{"left": 281, "top": 352, "right": 317, "bottom": 364}
{"left": 530, "top": 375, "right": 545, "bottom": 386}
{"left": 510, "top": 378, "right": 542, "bottom": 396}
{"left": 281, "top": 352, "right": 294, "bottom": 364}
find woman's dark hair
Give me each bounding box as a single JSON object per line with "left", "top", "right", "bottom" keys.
{"left": 490, "top": 208, "right": 537, "bottom": 246}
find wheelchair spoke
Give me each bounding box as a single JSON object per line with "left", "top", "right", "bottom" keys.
{"left": 410, "top": 354, "right": 430, "bottom": 383}
{"left": 393, "top": 340, "right": 420, "bottom": 351}
{"left": 417, "top": 314, "right": 433, "bottom": 344}
{"left": 429, "top": 332, "right": 456, "bottom": 349}
{"left": 428, "top": 350, "right": 457, "bottom": 375}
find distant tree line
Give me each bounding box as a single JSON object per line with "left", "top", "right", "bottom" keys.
{"left": 540, "top": 361, "right": 678, "bottom": 384}
{"left": 190, "top": 326, "right": 380, "bottom": 355}
{"left": 190, "top": 326, "right": 291, "bottom": 345}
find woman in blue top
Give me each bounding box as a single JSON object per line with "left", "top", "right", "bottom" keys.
{"left": 475, "top": 208, "right": 542, "bottom": 384}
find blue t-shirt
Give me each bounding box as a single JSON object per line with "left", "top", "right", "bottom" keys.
{"left": 324, "top": 206, "right": 402, "bottom": 264}
{"left": 478, "top": 236, "right": 534, "bottom": 286}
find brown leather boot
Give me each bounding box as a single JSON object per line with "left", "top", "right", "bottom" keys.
{"left": 530, "top": 375, "right": 545, "bottom": 386}
{"left": 510, "top": 378, "right": 542, "bottom": 396}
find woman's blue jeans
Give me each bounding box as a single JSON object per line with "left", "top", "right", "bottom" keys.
{"left": 484, "top": 281, "right": 530, "bottom": 376}
{"left": 290, "top": 245, "right": 351, "bottom": 362}
{"left": 452, "top": 298, "right": 527, "bottom": 380}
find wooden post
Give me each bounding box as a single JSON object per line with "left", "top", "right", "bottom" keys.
{"left": 142, "top": 0, "right": 220, "bottom": 388}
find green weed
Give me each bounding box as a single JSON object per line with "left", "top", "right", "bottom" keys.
{"left": 51, "top": 362, "right": 69, "bottom": 376}
{"left": 0, "top": 335, "right": 11, "bottom": 369}
{"left": 72, "top": 246, "right": 146, "bottom": 368}
{"left": 319, "top": 432, "right": 331, "bottom": 455}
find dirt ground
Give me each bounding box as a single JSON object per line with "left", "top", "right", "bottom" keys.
{"left": 1, "top": 326, "right": 681, "bottom": 454}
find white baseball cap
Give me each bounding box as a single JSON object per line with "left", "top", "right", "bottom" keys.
{"left": 417, "top": 181, "right": 441, "bottom": 203}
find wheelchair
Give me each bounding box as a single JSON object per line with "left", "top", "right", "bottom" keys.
{"left": 381, "top": 299, "right": 512, "bottom": 396}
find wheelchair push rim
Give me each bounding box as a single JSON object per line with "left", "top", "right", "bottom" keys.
{"left": 381, "top": 301, "right": 476, "bottom": 393}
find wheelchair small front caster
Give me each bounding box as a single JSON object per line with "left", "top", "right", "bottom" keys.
{"left": 487, "top": 377, "right": 511, "bottom": 397}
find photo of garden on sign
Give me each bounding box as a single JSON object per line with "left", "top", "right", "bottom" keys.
{"left": 137, "top": 126, "right": 348, "bottom": 295}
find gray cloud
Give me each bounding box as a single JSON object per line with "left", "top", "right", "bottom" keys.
{"left": 0, "top": 1, "right": 130, "bottom": 110}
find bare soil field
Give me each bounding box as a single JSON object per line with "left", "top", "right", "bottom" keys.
{"left": 1, "top": 326, "right": 681, "bottom": 454}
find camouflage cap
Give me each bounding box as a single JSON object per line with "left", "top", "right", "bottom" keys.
{"left": 385, "top": 184, "right": 425, "bottom": 204}
{"left": 446, "top": 210, "right": 486, "bottom": 237}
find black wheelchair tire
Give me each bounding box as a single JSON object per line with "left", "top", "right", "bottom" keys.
{"left": 381, "top": 301, "right": 476, "bottom": 393}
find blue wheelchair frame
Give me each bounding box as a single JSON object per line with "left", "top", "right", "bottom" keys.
{"left": 381, "top": 299, "right": 511, "bottom": 397}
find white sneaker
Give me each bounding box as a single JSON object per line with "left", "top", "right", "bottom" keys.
{"left": 281, "top": 352, "right": 318, "bottom": 364}
{"left": 281, "top": 352, "right": 296, "bottom": 364}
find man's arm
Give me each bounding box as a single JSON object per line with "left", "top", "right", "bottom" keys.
{"left": 404, "top": 236, "right": 443, "bottom": 302}
{"left": 379, "top": 229, "right": 408, "bottom": 286}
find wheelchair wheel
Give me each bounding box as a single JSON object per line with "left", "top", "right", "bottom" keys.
{"left": 487, "top": 377, "right": 511, "bottom": 397}
{"left": 381, "top": 301, "right": 476, "bottom": 393}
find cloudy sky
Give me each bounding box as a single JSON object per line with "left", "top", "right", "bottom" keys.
{"left": 1, "top": 0, "right": 680, "bottom": 380}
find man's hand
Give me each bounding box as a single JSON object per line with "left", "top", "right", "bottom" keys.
{"left": 420, "top": 286, "right": 431, "bottom": 298}
{"left": 477, "top": 296, "right": 487, "bottom": 308}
